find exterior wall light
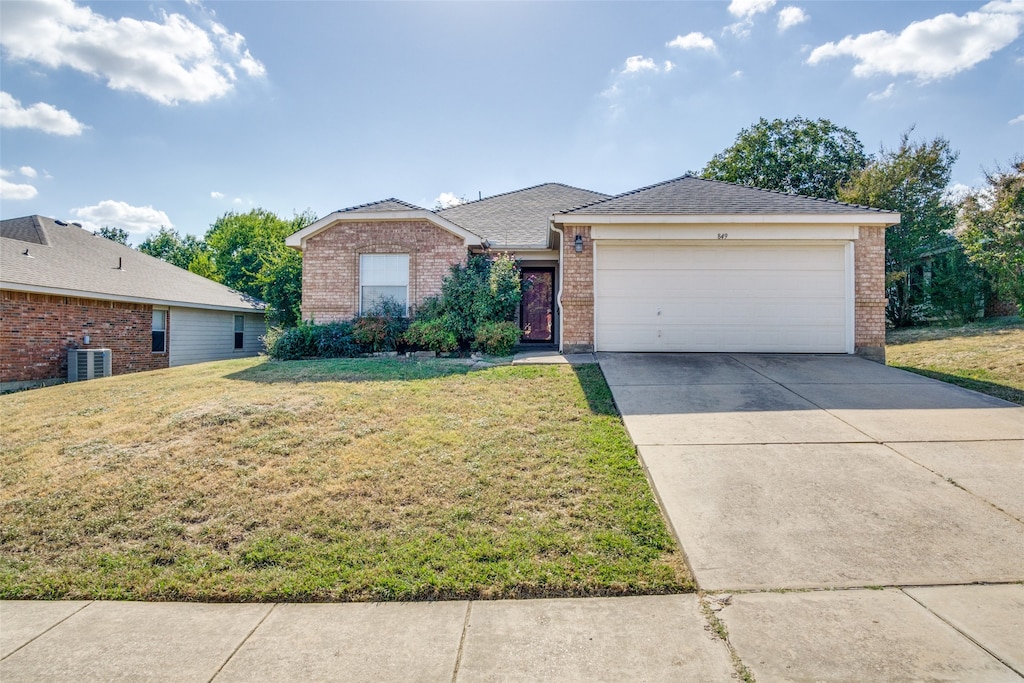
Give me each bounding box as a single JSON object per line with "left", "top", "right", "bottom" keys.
{"left": 574, "top": 234, "right": 584, "bottom": 253}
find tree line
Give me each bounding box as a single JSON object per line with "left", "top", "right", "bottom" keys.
{"left": 701, "top": 116, "right": 1022, "bottom": 327}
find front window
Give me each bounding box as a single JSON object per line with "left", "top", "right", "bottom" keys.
{"left": 152, "top": 310, "right": 166, "bottom": 353}
{"left": 360, "top": 254, "right": 409, "bottom": 314}
{"left": 234, "top": 315, "right": 244, "bottom": 350}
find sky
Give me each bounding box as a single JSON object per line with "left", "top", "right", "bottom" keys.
{"left": 1, "top": 0, "right": 1022, "bottom": 244}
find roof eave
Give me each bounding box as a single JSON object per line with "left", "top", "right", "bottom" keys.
{"left": 554, "top": 213, "right": 900, "bottom": 227}
{"left": 286, "top": 210, "right": 483, "bottom": 249}
{"left": 1, "top": 282, "right": 265, "bottom": 313}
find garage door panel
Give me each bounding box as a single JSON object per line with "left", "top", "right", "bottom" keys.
{"left": 595, "top": 244, "right": 849, "bottom": 353}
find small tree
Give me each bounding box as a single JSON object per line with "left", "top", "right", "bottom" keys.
{"left": 94, "top": 226, "right": 130, "bottom": 245}
{"left": 957, "top": 157, "right": 1024, "bottom": 315}
{"left": 924, "top": 236, "right": 986, "bottom": 324}
{"left": 838, "top": 130, "right": 959, "bottom": 327}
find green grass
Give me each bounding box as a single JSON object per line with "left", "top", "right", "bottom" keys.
{"left": 886, "top": 317, "right": 1024, "bottom": 405}
{"left": 0, "top": 357, "right": 691, "bottom": 602}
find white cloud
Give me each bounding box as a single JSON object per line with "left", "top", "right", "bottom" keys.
{"left": 867, "top": 83, "right": 896, "bottom": 100}
{"left": 667, "top": 32, "right": 717, "bottom": 52}
{"left": 0, "top": 169, "right": 39, "bottom": 200}
{"left": 664, "top": 60, "right": 676, "bottom": 72}
{"left": 777, "top": 6, "right": 808, "bottom": 32}
{"left": 71, "top": 200, "right": 172, "bottom": 234}
{"left": 943, "top": 182, "right": 973, "bottom": 204}
{"left": 726, "top": 0, "right": 776, "bottom": 36}
{"left": 1010, "top": 114, "right": 1024, "bottom": 124}
{"left": 0, "top": 91, "right": 86, "bottom": 135}
{"left": 19, "top": 166, "right": 38, "bottom": 178}
{"left": 434, "top": 192, "right": 465, "bottom": 209}
{"left": 731, "top": 70, "right": 744, "bottom": 79}
{"left": 0, "top": 0, "right": 266, "bottom": 105}
{"left": 233, "top": 197, "right": 243, "bottom": 204}
{"left": 210, "top": 191, "right": 224, "bottom": 199}
{"left": 623, "top": 55, "right": 659, "bottom": 73}
{"left": 729, "top": 0, "right": 777, "bottom": 19}
{"left": 807, "top": 1, "right": 1024, "bottom": 81}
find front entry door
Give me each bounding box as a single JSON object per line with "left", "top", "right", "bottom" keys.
{"left": 520, "top": 268, "right": 555, "bottom": 343}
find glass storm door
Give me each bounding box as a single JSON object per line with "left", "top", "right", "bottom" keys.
{"left": 520, "top": 269, "right": 554, "bottom": 342}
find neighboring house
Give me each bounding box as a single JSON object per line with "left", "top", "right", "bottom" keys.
{"left": 1, "top": 215, "right": 266, "bottom": 390}
{"left": 286, "top": 175, "right": 900, "bottom": 361}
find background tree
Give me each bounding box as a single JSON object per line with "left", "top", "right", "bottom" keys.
{"left": 838, "top": 130, "right": 959, "bottom": 327}
{"left": 957, "top": 157, "right": 1024, "bottom": 315}
{"left": 138, "top": 227, "right": 211, "bottom": 273}
{"left": 94, "top": 226, "right": 130, "bottom": 245}
{"left": 204, "top": 209, "right": 312, "bottom": 327}
{"left": 702, "top": 116, "right": 868, "bottom": 199}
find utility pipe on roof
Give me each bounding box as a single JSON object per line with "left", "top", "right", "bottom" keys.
{"left": 549, "top": 217, "right": 564, "bottom": 353}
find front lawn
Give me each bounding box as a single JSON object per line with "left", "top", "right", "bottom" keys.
{"left": 0, "top": 358, "right": 691, "bottom": 601}
{"left": 886, "top": 318, "right": 1024, "bottom": 405}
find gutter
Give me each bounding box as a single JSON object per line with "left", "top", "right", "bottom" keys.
{"left": 549, "top": 217, "right": 565, "bottom": 353}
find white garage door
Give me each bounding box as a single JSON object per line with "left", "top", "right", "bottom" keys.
{"left": 595, "top": 243, "right": 849, "bottom": 353}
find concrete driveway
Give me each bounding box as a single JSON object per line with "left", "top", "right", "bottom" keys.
{"left": 600, "top": 352, "right": 1024, "bottom": 680}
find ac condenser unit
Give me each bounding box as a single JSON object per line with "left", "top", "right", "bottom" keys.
{"left": 68, "top": 349, "right": 112, "bottom": 381}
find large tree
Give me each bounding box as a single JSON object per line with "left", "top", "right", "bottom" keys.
{"left": 94, "top": 226, "right": 130, "bottom": 245}
{"left": 957, "top": 157, "right": 1024, "bottom": 315}
{"left": 702, "top": 116, "right": 868, "bottom": 199}
{"left": 138, "top": 227, "right": 211, "bottom": 273}
{"left": 838, "top": 130, "right": 959, "bottom": 327}
{"left": 204, "top": 209, "right": 313, "bottom": 327}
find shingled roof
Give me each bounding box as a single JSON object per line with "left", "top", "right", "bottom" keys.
{"left": 337, "top": 198, "right": 426, "bottom": 213}
{"left": 561, "top": 175, "right": 898, "bottom": 216}
{"left": 1, "top": 216, "right": 263, "bottom": 312}
{"left": 438, "top": 183, "right": 609, "bottom": 248}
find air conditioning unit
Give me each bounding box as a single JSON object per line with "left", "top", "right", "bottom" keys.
{"left": 68, "top": 349, "right": 112, "bottom": 381}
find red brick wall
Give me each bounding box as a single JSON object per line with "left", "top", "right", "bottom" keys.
{"left": 0, "top": 290, "right": 169, "bottom": 383}
{"left": 854, "top": 226, "right": 887, "bottom": 362}
{"left": 560, "top": 226, "right": 594, "bottom": 352}
{"left": 300, "top": 219, "right": 467, "bottom": 322}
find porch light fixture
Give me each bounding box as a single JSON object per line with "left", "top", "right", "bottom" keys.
{"left": 574, "top": 234, "right": 584, "bottom": 253}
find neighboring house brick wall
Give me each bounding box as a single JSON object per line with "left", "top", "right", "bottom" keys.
{"left": 0, "top": 290, "right": 169, "bottom": 384}
{"left": 301, "top": 220, "right": 466, "bottom": 322}
{"left": 561, "top": 226, "right": 595, "bottom": 353}
{"left": 854, "top": 225, "right": 887, "bottom": 363}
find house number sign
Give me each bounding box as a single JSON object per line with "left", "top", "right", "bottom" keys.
{"left": 717, "top": 233, "right": 728, "bottom": 239}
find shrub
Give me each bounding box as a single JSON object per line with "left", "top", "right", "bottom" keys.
{"left": 404, "top": 318, "right": 459, "bottom": 353}
{"left": 266, "top": 322, "right": 317, "bottom": 360}
{"left": 313, "top": 321, "right": 361, "bottom": 358}
{"left": 352, "top": 298, "right": 409, "bottom": 353}
{"left": 473, "top": 321, "right": 521, "bottom": 356}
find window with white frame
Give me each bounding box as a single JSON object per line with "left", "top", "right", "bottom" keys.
{"left": 360, "top": 254, "right": 409, "bottom": 314}
{"left": 152, "top": 310, "right": 166, "bottom": 353}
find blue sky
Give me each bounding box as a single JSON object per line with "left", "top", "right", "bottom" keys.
{"left": 2, "top": 0, "right": 1022, "bottom": 243}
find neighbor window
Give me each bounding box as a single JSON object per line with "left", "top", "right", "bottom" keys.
{"left": 234, "top": 315, "right": 244, "bottom": 350}
{"left": 360, "top": 254, "right": 409, "bottom": 314}
{"left": 152, "top": 310, "right": 166, "bottom": 353}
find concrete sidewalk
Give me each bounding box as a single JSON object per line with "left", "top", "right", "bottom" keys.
{"left": 1, "top": 595, "right": 737, "bottom": 681}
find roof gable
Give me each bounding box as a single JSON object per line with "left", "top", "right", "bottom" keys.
{"left": 561, "top": 175, "right": 898, "bottom": 217}
{"left": 1, "top": 216, "right": 264, "bottom": 311}
{"left": 437, "top": 183, "right": 609, "bottom": 248}
{"left": 286, "top": 200, "right": 482, "bottom": 249}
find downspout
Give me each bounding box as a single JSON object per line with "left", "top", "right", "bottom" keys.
{"left": 550, "top": 217, "right": 565, "bottom": 353}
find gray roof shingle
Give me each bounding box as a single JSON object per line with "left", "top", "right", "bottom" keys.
{"left": 1, "top": 216, "right": 263, "bottom": 311}
{"left": 561, "top": 175, "right": 898, "bottom": 216}
{"left": 438, "top": 183, "right": 609, "bottom": 248}
{"left": 338, "top": 198, "right": 426, "bottom": 213}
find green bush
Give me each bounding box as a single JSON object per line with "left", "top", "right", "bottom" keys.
{"left": 473, "top": 321, "right": 521, "bottom": 356}
{"left": 404, "top": 318, "right": 459, "bottom": 352}
{"left": 265, "top": 322, "right": 317, "bottom": 360}
{"left": 352, "top": 298, "right": 409, "bottom": 353}
{"left": 925, "top": 238, "right": 987, "bottom": 324}
{"left": 313, "top": 321, "right": 361, "bottom": 358}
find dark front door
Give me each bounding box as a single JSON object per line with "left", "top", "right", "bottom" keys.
{"left": 520, "top": 268, "right": 554, "bottom": 342}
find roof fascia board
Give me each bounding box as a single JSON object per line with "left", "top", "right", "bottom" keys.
{"left": 286, "top": 210, "right": 482, "bottom": 249}
{"left": 555, "top": 213, "right": 899, "bottom": 227}
{"left": 1, "top": 282, "right": 263, "bottom": 313}
{"left": 591, "top": 224, "right": 861, "bottom": 241}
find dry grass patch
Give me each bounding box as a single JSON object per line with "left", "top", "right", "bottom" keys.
{"left": 1, "top": 357, "right": 691, "bottom": 601}
{"left": 886, "top": 318, "right": 1024, "bottom": 405}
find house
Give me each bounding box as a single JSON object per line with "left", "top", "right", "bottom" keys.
{"left": 286, "top": 175, "right": 900, "bottom": 361}
{"left": 1, "top": 215, "right": 267, "bottom": 391}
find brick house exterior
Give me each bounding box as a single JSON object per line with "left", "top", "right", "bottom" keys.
{"left": 1, "top": 216, "right": 266, "bottom": 391}
{"left": 288, "top": 177, "right": 900, "bottom": 361}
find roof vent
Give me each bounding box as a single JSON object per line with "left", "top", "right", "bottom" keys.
{"left": 54, "top": 219, "right": 68, "bottom": 226}
{"left": 71, "top": 222, "right": 83, "bottom": 228}
{"left": 23, "top": 248, "right": 32, "bottom": 257}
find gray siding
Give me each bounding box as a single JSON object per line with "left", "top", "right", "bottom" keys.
{"left": 168, "top": 307, "right": 266, "bottom": 367}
